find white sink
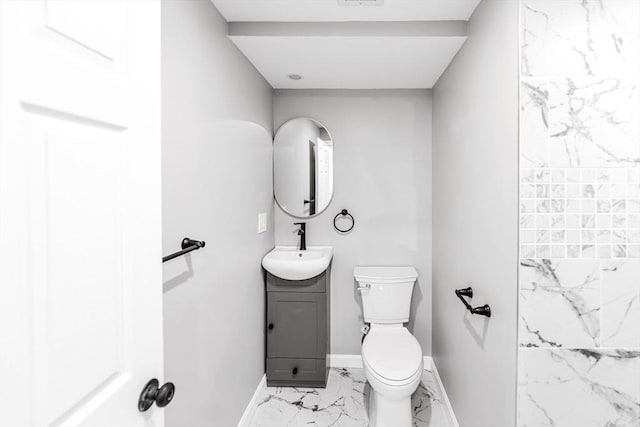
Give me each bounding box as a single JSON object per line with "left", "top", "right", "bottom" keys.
{"left": 262, "top": 246, "right": 333, "bottom": 281}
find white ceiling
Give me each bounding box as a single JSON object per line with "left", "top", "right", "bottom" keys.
{"left": 211, "top": 0, "right": 481, "bottom": 89}
{"left": 211, "top": 0, "right": 482, "bottom": 22}
{"left": 230, "top": 35, "right": 467, "bottom": 89}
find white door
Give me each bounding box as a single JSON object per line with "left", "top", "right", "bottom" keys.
{"left": 0, "top": 1, "right": 164, "bottom": 426}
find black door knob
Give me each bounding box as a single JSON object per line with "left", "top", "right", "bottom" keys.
{"left": 138, "top": 379, "right": 175, "bottom": 412}
{"left": 292, "top": 367, "right": 298, "bottom": 375}
{"left": 268, "top": 323, "right": 274, "bottom": 330}
{"left": 156, "top": 382, "right": 175, "bottom": 408}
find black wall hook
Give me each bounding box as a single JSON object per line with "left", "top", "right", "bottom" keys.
{"left": 333, "top": 209, "right": 354, "bottom": 233}
{"left": 455, "top": 287, "right": 491, "bottom": 317}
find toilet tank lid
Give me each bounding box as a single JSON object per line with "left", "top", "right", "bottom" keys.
{"left": 354, "top": 266, "right": 418, "bottom": 282}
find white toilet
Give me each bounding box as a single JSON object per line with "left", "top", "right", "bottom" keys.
{"left": 354, "top": 266, "right": 423, "bottom": 427}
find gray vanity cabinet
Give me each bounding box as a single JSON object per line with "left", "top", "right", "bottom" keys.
{"left": 265, "top": 268, "right": 330, "bottom": 387}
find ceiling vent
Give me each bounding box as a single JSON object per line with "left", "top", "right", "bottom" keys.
{"left": 337, "top": 0, "right": 384, "bottom": 6}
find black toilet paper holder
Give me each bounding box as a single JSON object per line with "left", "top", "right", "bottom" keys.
{"left": 455, "top": 287, "right": 491, "bottom": 317}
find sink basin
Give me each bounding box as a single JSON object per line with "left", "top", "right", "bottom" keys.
{"left": 262, "top": 246, "right": 333, "bottom": 281}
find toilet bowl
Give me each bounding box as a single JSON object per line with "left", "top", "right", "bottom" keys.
{"left": 362, "top": 324, "right": 423, "bottom": 427}
{"left": 354, "top": 266, "right": 423, "bottom": 427}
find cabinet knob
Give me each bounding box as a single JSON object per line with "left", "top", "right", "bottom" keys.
{"left": 268, "top": 323, "right": 274, "bottom": 330}
{"left": 292, "top": 367, "right": 298, "bottom": 375}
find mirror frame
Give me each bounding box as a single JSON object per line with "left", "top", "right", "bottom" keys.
{"left": 273, "top": 117, "right": 335, "bottom": 219}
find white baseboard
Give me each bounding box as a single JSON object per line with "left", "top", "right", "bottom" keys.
{"left": 236, "top": 374, "right": 266, "bottom": 427}
{"left": 430, "top": 359, "right": 460, "bottom": 427}
{"left": 328, "top": 353, "right": 363, "bottom": 368}
{"left": 423, "top": 355, "right": 433, "bottom": 369}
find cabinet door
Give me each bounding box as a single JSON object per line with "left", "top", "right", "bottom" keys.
{"left": 267, "top": 292, "right": 326, "bottom": 359}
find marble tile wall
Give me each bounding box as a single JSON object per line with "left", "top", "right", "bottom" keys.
{"left": 518, "top": 1, "right": 640, "bottom": 426}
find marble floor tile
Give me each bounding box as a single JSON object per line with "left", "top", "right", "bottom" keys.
{"left": 249, "top": 368, "right": 452, "bottom": 427}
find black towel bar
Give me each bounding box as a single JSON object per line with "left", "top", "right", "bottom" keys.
{"left": 163, "top": 238, "right": 205, "bottom": 263}
{"left": 455, "top": 287, "right": 491, "bottom": 317}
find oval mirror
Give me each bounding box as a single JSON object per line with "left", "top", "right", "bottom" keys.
{"left": 274, "top": 118, "right": 334, "bottom": 218}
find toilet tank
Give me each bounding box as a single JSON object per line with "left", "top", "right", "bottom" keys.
{"left": 354, "top": 266, "right": 418, "bottom": 324}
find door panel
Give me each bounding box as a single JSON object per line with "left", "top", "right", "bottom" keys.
{"left": 44, "top": 0, "right": 124, "bottom": 61}
{"left": 0, "top": 1, "right": 162, "bottom": 426}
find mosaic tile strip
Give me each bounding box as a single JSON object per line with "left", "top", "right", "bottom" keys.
{"left": 520, "top": 168, "right": 640, "bottom": 259}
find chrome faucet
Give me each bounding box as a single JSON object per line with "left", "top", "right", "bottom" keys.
{"left": 294, "top": 222, "right": 306, "bottom": 251}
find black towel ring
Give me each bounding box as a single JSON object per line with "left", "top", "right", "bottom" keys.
{"left": 334, "top": 209, "right": 355, "bottom": 233}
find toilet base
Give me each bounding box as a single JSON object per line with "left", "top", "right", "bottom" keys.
{"left": 368, "top": 388, "right": 412, "bottom": 427}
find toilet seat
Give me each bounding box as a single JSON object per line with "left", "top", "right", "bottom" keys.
{"left": 362, "top": 326, "right": 423, "bottom": 385}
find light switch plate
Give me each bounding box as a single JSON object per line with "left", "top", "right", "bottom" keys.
{"left": 258, "top": 212, "right": 267, "bottom": 233}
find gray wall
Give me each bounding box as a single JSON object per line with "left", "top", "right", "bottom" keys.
{"left": 274, "top": 90, "right": 433, "bottom": 356}
{"left": 161, "top": 1, "right": 273, "bottom": 426}
{"left": 432, "top": 1, "right": 519, "bottom": 426}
